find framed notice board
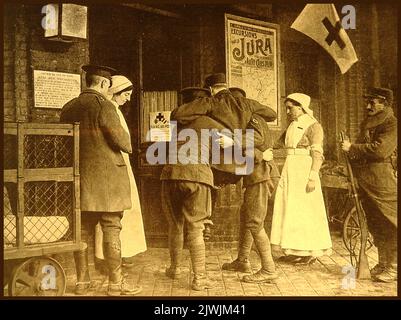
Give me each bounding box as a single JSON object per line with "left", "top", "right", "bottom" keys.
{"left": 225, "top": 14, "right": 281, "bottom": 128}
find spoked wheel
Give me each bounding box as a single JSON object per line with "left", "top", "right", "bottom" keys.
{"left": 343, "top": 207, "right": 373, "bottom": 266}
{"left": 8, "top": 256, "right": 66, "bottom": 296}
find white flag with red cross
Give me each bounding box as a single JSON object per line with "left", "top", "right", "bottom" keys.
{"left": 291, "top": 3, "right": 358, "bottom": 74}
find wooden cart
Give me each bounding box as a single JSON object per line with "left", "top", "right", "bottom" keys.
{"left": 3, "top": 122, "right": 86, "bottom": 296}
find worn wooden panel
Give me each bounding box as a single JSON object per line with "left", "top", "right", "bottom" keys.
{"left": 139, "top": 176, "right": 167, "bottom": 247}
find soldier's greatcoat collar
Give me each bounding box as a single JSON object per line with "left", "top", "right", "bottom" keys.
{"left": 80, "top": 88, "right": 108, "bottom": 100}
{"left": 214, "top": 89, "right": 232, "bottom": 98}
{"left": 362, "top": 107, "right": 395, "bottom": 130}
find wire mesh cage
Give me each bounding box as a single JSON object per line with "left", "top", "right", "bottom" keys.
{"left": 24, "top": 135, "right": 73, "bottom": 168}
{"left": 23, "top": 181, "right": 74, "bottom": 243}
{"left": 3, "top": 122, "right": 82, "bottom": 259}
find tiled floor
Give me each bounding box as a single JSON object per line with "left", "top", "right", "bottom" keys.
{"left": 61, "top": 234, "right": 397, "bottom": 297}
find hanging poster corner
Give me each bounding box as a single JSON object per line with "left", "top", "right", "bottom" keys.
{"left": 225, "top": 14, "right": 281, "bottom": 128}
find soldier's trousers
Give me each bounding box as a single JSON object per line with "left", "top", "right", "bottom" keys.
{"left": 161, "top": 180, "right": 211, "bottom": 276}
{"left": 74, "top": 212, "right": 123, "bottom": 283}
{"left": 360, "top": 189, "right": 397, "bottom": 267}
{"left": 238, "top": 181, "right": 275, "bottom": 272}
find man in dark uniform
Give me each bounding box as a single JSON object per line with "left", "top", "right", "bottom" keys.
{"left": 341, "top": 87, "right": 397, "bottom": 282}
{"left": 60, "top": 65, "right": 141, "bottom": 295}
{"left": 171, "top": 74, "right": 278, "bottom": 283}
{"left": 161, "top": 86, "right": 218, "bottom": 291}
{"left": 221, "top": 87, "right": 280, "bottom": 283}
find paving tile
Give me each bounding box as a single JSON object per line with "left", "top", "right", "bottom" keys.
{"left": 52, "top": 234, "right": 399, "bottom": 297}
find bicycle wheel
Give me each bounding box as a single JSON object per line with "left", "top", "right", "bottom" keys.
{"left": 343, "top": 207, "right": 373, "bottom": 254}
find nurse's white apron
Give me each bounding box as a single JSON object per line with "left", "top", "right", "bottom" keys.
{"left": 271, "top": 116, "right": 332, "bottom": 257}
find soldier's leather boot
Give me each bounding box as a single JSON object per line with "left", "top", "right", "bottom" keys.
{"left": 374, "top": 245, "right": 397, "bottom": 283}
{"left": 166, "top": 231, "right": 184, "bottom": 279}
{"left": 242, "top": 229, "right": 278, "bottom": 283}
{"left": 107, "top": 271, "right": 142, "bottom": 296}
{"left": 373, "top": 266, "right": 397, "bottom": 283}
{"left": 188, "top": 234, "right": 216, "bottom": 291}
{"left": 73, "top": 249, "right": 91, "bottom": 295}
{"left": 222, "top": 227, "right": 253, "bottom": 273}
{"left": 222, "top": 258, "right": 252, "bottom": 273}
{"left": 370, "top": 245, "right": 387, "bottom": 276}
{"left": 103, "top": 241, "right": 142, "bottom": 296}
{"left": 192, "top": 274, "right": 217, "bottom": 291}
{"left": 242, "top": 269, "right": 278, "bottom": 283}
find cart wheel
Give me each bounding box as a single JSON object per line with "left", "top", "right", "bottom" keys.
{"left": 343, "top": 207, "right": 373, "bottom": 257}
{"left": 8, "top": 256, "right": 66, "bottom": 296}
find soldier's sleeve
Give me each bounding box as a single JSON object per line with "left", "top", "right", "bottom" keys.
{"left": 98, "top": 99, "right": 132, "bottom": 154}
{"left": 248, "top": 99, "right": 277, "bottom": 122}
{"left": 59, "top": 100, "right": 74, "bottom": 123}
{"left": 171, "top": 97, "right": 212, "bottom": 125}
{"left": 273, "top": 131, "right": 286, "bottom": 149}
{"left": 244, "top": 117, "right": 265, "bottom": 149}
{"left": 243, "top": 115, "right": 271, "bottom": 163}
{"left": 349, "top": 117, "right": 397, "bottom": 161}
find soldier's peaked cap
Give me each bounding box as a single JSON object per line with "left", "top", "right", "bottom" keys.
{"left": 82, "top": 64, "right": 117, "bottom": 80}
{"left": 363, "top": 87, "right": 393, "bottom": 104}
{"left": 204, "top": 73, "right": 227, "bottom": 87}
{"left": 180, "top": 87, "right": 210, "bottom": 103}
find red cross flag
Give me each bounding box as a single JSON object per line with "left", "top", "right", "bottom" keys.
{"left": 291, "top": 4, "right": 358, "bottom": 74}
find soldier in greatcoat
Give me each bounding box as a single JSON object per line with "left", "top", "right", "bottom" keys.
{"left": 341, "top": 87, "right": 397, "bottom": 282}
{"left": 60, "top": 65, "right": 140, "bottom": 295}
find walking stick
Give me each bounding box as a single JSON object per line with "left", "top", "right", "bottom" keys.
{"left": 340, "top": 131, "right": 371, "bottom": 279}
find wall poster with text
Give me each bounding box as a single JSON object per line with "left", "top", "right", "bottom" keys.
{"left": 225, "top": 14, "right": 280, "bottom": 127}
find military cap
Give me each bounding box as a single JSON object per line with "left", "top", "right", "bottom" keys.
{"left": 82, "top": 64, "right": 117, "bottom": 81}
{"left": 180, "top": 87, "right": 211, "bottom": 103}
{"left": 363, "top": 87, "right": 394, "bottom": 105}
{"left": 229, "top": 87, "right": 246, "bottom": 98}
{"left": 204, "top": 73, "right": 227, "bottom": 87}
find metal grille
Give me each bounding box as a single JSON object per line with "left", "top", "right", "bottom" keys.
{"left": 24, "top": 135, "right": 73, "bottom": 168}
{"left": 23, "top": 181, "right": 73, "bottom": 244}
{"left": 4, "top": 185, "right": 17, "bottom": 247}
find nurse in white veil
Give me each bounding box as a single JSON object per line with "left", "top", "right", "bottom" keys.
{"left": 270, "top": 93, "right": 332, "bottom": 265}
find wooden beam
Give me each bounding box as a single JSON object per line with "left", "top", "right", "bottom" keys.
{"left": 121, "top": 3, "right": 183, "bottom": 19}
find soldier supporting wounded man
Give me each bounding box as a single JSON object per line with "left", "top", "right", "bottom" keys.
{"left": 168, "top": 73, "right": 279, "bottom": 284}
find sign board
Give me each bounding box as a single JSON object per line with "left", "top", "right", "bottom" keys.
{"left": 61, "top": 4, "right": 87, "bottom": 39}
{"left": 33, "top": 70, "right": 81, "bottom": 109}
{"left": 149, "top": 111, "right": 171, "bottom": 142}
{"left": 225, "top": 14, "right": 280, "bottom": 127}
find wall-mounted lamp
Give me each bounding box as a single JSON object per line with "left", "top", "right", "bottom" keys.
{"left": 42, "top": 3, "right": 87, "bottom": 42}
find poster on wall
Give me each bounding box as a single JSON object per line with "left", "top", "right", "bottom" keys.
{"left": 149, "top": 111, "right": 172, "bottom": 142}
{"left": 225, "top": 14, "right": 280, "bottom": 127}
{"left": 33, "top": 70, "right": 81, "bottom": 109}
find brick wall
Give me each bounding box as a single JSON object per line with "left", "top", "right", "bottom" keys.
{"left": 3, "top": 3, "right": 89, "bottom": 124}
{"left": 4, "top": 5, "right": 16, "bottom": 122}
{"left": 3, "top": 3, "right": 90, "bottom": 274}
